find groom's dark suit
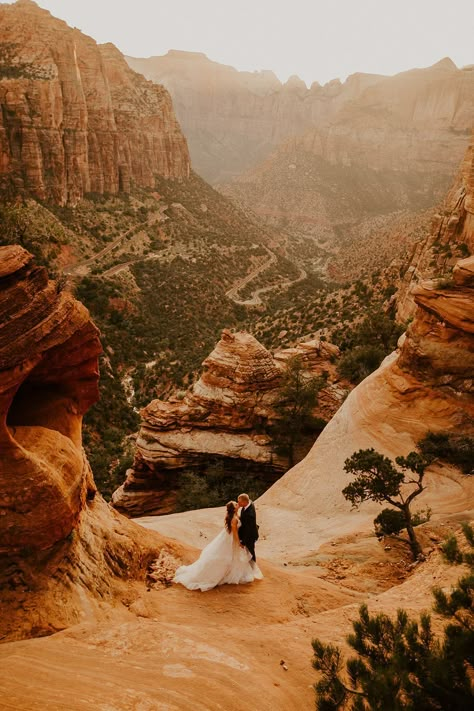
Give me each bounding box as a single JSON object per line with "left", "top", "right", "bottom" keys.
{"left": 239, "top": 502, "right": 259, "bottom": 561}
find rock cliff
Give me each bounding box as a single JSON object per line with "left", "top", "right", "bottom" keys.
{"left": 129, "top": 50, "right": 473, "bottom": 190}
{"left": 0, "top": 245, "right": 175, "bottom": 641}
{"left": 112, "top": 330, "right": 346, "bottom": 516}
{"left": 0, "top": 1, "right": 190, "bottom": 205}
{"left": 397, "top": 131, "right": 474, "bottom": 321}
{"left": 215, "top": 61, "right": 474, "bottom": 280}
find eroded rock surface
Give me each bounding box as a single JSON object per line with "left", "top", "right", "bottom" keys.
{"left": 0, "top": 246, "right": 173, "bottom": 641}
{"left": 0, "top": 1, "right": 190, "bottom": 205}
{"left": 397, "top": 131, "right": 474, "bottom": 321}
{"left": 112, "top": 330, "right": 346, "bottom": 516}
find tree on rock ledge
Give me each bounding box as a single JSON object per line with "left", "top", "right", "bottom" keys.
{"left": 311, "top": 523, "right": 474, "bottom": 710}
{"left": 342, "top": 449, "right": 431, "bottom": 560}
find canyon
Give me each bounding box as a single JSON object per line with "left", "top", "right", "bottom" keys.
{"left": 0, "top": 3, "right": 473, "bottom": 708}
{"left": 1, "top": 249, "right": 473, "bottom": 710}
{"left": 131, "top": 50, "right": 474, "bottom": 280}
{"left": 128, "top": 51, "right": 473, "bottom": 189}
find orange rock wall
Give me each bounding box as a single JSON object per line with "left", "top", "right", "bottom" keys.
{"left": 0, "top": 1, "right": 190, "bottom": 205}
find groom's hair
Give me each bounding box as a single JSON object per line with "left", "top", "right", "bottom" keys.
{"left": 238, "top": 493, "right": 250, "bottom": 503}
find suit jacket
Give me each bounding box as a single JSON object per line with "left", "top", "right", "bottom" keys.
{"left": 239, "top": 503, "right": 259, "bottom": 547}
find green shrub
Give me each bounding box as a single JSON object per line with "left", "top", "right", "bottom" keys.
{"left": 418, "top": 432, "right": 474, "bottom": 475}
{"left": 338, "top": 345, "right": 386, "bottom": 384}
{"left": 312, "top": 523, "right": 474, "bottom": 710}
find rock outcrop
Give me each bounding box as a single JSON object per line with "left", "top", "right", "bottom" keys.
{"left": 144, "top": 257, "right": 474, "bottom": 563}
{"left": 397, "top": 131, "right": 474, "bottom": 321}
{"left": 0, "top": 246, "right": 174, "bottom": 641}
{"left": 112, "top": 330, "right": 346, "bottom": 516}
{"left": 0, "top": 1, "right": 190, "bottom": 205}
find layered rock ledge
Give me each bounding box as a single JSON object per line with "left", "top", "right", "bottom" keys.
{"left": 113, "top": 330, "right": 346, "bottom": 516}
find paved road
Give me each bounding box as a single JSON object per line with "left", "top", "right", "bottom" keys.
{"left": 64, "top": 206, "right": 168, "bottom": 276}
{"left": 225, "top": 245, "right": 307, "bottom": 307}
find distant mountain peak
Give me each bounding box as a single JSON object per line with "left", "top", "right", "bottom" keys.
{"left": 431, "top": 56, "right": 457, "bottom": 70}
{"left": 166, "top": 49, "right": 209, "bottom": 61}
{"left": 284, "top": 74, "right": 307, "bottom": 90}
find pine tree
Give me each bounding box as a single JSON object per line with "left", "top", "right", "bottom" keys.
{"left": 342, "top": 449, "right": 431, "bottom": 560}
{"left": 312, "top": 523, "right": 474, "bottom": 710}
{"left": 272, "top": 355, "right": 325, "bottom": 467}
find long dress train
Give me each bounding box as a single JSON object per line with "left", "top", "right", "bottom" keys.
{"left": 173, "top": 523, "right": 263, "bottom": 592}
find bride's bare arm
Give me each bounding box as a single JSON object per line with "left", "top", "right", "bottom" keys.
{"left": 231, "top": 517, "right": 240, "bottom": 544}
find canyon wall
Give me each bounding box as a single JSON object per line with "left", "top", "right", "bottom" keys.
{"left": 397, "top": 131, "right": 474, "bottom": 321}
{"left": 113, "top": 330, "right": 347, "bottom": 516}
{"left": 129, "top": 51, "right": 473, "bottom": 189}
{"left": 0, "top": 0, "right": 190, "bottom": 206}
{"left": 0, "top": 245, "right": 171, "bottom": 641}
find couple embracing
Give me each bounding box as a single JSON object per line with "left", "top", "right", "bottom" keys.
{"left": 174, "top": 494, "right": 263, "bottom": 592}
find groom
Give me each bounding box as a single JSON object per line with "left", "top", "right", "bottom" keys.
{"left": 237, "top": 493, "right": 259, "bottom": 562}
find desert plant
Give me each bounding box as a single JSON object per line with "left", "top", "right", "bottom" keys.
{"left": 272, "top": 355, "right": 325, "bottom": 467}
{"left": 418, "top": 432, "right": 474, "bottom": 475}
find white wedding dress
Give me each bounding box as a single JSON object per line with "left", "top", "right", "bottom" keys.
{"left": 174, "top": 520, "right": 263, "bottom": 592}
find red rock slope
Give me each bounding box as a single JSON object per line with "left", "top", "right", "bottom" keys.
{"left": 0, "top": 246, "right": 175, "bottom": 641}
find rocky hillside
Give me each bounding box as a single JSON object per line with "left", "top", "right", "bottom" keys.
{"left": 0, "top": 0, "right": 190, "bottom": 205}
{"left": 112, "top": 330, "right": 347, "bottom": 516}
{"left": 0, "top": 1, "right": 304, "bottom": 495}
{"left": 221, "top": 60, "right": 474, "bottom": 281}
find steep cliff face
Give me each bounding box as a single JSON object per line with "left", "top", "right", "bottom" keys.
{"left": 112, "top": 330, "right": 347, "bottom": 516}
{"left": 0, "top": 245, "right": 173, "bottom": 641}
{"left": 397, "top": 132, "right": 474, "bottom": 321}
{"left": 129, "top": 50, "right": 473, "bottom": 189}
{"left": 0, "top": 1, "right": 190, "bottom": 205}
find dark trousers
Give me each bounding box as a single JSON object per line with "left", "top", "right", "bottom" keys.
{"left": 244, "top": 540, "right": 256, "bottom": 562}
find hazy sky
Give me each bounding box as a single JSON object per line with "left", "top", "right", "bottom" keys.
{"left": 10, "top": 0, "right": 474, "bottom": 85}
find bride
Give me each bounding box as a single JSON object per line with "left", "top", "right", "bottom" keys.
{"left": 173, "top": 501, "right": 263, "bottom": 592}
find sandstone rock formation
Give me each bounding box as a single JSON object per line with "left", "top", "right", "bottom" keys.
{"left": 0, "top": 1, "right": 190, "bottom": 205}
{"left": 0, "top": 245, "right": 175, "bottom": 641}
{"left": 112, "top": 330, "right": 346, "bottom": 516}
{"left": 141, "top": 255, "right": 474, "bottom": 561}
{"left": 397, "top": 131, "right": 474, "bottom": 321}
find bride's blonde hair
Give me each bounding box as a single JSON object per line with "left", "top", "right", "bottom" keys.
{"left": 224, "top": 500, "right": 237, "bottom": 533}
